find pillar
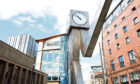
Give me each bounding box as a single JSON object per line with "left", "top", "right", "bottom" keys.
{"left": 23, "top": 69, "right": 28, "bottom": 84}
{"left": 10, "top": 65, "right": 16, "bottom": 84}
{"left": 34, "top": 73, "right": 37, "bottom": 84}
{"left": 17, "top": 67, "right": 23, "bottom": 84}
{"left": 1, "top": 62, "right": 9, "bottom": 84}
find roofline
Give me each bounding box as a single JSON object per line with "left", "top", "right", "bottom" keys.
{"left": 105, "top": 0, "right": 123, "bottom": 21}
{"left": 36, "top": 33, "right": 67, "bottom": 43}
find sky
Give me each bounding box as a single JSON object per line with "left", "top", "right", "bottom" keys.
{"left": 0, "top": 0, "right": 121, "bottom": 81}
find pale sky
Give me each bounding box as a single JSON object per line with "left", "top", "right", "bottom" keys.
{"left": 0, "top": 0, "right": 121, "bottom": 81}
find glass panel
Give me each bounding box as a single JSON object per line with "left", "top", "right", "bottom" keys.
{"left": 47, "top": 52, "right": 53, "bottom": 62}
{"left": 54, "top": 52, "right": 60, "bottom": 62}
{"left": 52, "top": 63, "right": 59, "bottom": 73}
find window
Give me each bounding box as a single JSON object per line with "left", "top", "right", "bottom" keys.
{"left": 127, "top": 0, "right": 132, "bottom": 4}
{"left": 130, "top": 71, "right": 140, "bottom": 83}
{"left": 137, "top": 29, "right": 140, "bottom": 37}
{"left": 126, "top": 37, "right": 130, "bottom": 43}
{"left": 111, "top": 60, "right": 115, "bottom": 71}
{"left": 122, "top": 16, "right": 126, "bottom": 21}
{"left": 109, "top": 49, "right": 112, "bottom": 54}
{"left": 123, "top": 26, "right": 127, "bottom": 32}
{"left": 128, "top": 50, "right": 136, "bottom": 64}
{"left": 108, "top": 40, "right": 110, "bottom": 45}
{"left": 115, "top": 34, "right": 118, "bottom": 39}
{"left": 113, "top": 77, "right": 119, "bottom": 84}
{"left": 107, "top": 31, "right": 110, "bottom": 35}
{"left": 120, "top": 74, "right": 129, "bottom": 84}
{"left": 114, "top": 24, "right": 117, "bottom": 28}
{"left": 134, "top": 17, "right": 139, "bottom": 24}
{"left": 119, "top": 56, "right": 125, "bottom": 67}
{"left": 132, "top": 7, "right": 136, "bottom": 11}
{"left": 117, "top": 43, "right": 120, "bottom": 49}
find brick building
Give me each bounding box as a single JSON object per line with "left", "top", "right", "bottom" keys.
{"left": 103, "top": 0, "right": 140, "bottom": 84}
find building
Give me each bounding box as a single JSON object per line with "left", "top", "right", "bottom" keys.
{"left": 8, "top": 34, "right": 38, "bottom": 58}
{"left": 90, "top": 66, "right": 104, "bottom": 84}
{"left": 0, "top": 40, "right": 47, "bottom": 84}
{"left": 35, "top": 34, "right": 68, "bottom": 84}
{"left": 103, "top": 0, "right": 140, "bottom": 84}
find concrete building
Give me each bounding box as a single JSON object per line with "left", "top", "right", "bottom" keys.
{"left": 103, "top": 0, "right": 140, "bottom": 83}
{"left": 0, "top": 40, "right": 47, "bottom": 84}
{"left": 35, "top": 34, "right": 68, "bottom": 84}
{"left": 8, "top": 34, "right": 38, "bottom": 58}
{"left": 90, "top": 66, "right": 104, "bottom": 84}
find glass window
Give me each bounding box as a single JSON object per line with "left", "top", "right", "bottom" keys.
{"left": 132, "top": 7, "right": 136, "bottom": 11}
{"left": 126, "top": 37, "right": 130, "bottom": 43}
{"left": 117, "top": 43, "right": 120, "bottom": 49}
{"left": 109, "top": 49, "right": 112, "bottom": 54}
{"left": 111, "top": 60, "right": 115, "bottom": 71}
{"left": 115, "top": 34, "right": 118, "bottom": 39}
{"left": 134, "top": 17, "right": 139, "bottom": 24}
{"left": 119, "top": 56, "right": 125, "bottom": 67}
{"left": 123, "top": 26, "right": 127, "bottom": 32}
{"left": 46, "top": 63, "right": 52, "bottom": 73}
{"left": 120, "top": 74, "right": 128, "bottom": 84}
{"left": 54, "top": 52, "right": 59, "bottom": 62}
{"left": 113, "top": 77, "right": 119, "bottom": 84}
{"left": 108, "top": 40, "right": 110, "bottom": 45}
{"left": 137, "top": 29, "right": 140, "bottom": 37}
{"left": 42, "top": 51, "right": 47, "bottom": 61}
{"left": 122, "top": 16, "right": 126, "bottom": 21}
{"left": 114, "top": 24, "right": 117, "bottom": 28}
{"left": 128, "top": 50, "right": 136, "bottom": 64}
{"left": 107, "top": 31, "right": 110, "bottom": 35}
{"left": 130, "top": 71, "right": 140, "bottom": 83}
{"left": 47, "top": 52, "right": 53, "bottom": 62}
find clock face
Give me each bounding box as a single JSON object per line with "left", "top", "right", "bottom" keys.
{"left": 72, "top": 12, "right": 87, "bottom": 25}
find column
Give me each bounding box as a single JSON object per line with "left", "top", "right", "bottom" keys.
{"left": 23, "top": 69, "right": 28, "bottom": 84}
{"left": 38, "top": 74, "right": 41, "bottom": 84}
{"left": 34, "top": 73, "right": 37, "bottom": 84}
{"left": 17, "top": 67, "right": 23, "bottom": 84}
{"left": 72, "top": 61, "right": 84, "bottom": 84}
{"left": 10, "top": 65, "right": 16, "bottom": 84}
{"left": 1, "top": 62, "right": 9, "bottom": 84}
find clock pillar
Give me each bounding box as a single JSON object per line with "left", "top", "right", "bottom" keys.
{"left": 67, "top": 0, "right": 112, "bottom": 84}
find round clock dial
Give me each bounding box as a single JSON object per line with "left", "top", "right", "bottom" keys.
{"left": 72, "top": 12, "right": 87, "bottom": 25}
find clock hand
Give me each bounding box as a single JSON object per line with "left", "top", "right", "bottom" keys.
{"left": 75, "top": 15, "right": 81, "bottom": 20}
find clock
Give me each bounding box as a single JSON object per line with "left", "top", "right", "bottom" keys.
{"left": 72, "top": 12, "right": 87, "bottom": 25}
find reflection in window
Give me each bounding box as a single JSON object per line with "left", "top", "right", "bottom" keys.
{"left": 134, "top": 17, "right": 139, "bottom": 24}
{"left": 113, "top": 77, "right": 119, "bottom": 84}
{"left": 54, "top": 53, "right": 59, "bottom": 62}
{"left": 47, "top": 53, "right": 53, "bottom": 62}
{"left": 119, "top": 56, "right": 125, "bottom": 67}
{"left": 42, "top": 51, "right": 47, "bottom": 61}
{"left": 128, "top": 50, "right": 136, "bottom": 64}
{"left": 120, "top": 74, "right": 129, "bottom": 84}
{"left": 130, "top": 71, "right": 140, "bottom": 83}
{"left": 137, "top": 29, "right": 140, "bottom": 37}
{"left": 111, "top": 60, "right": 115, "bottom": 71}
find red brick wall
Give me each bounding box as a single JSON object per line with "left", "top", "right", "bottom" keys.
{"left": 103, "top": 0, "right": 140, "bottom": 83}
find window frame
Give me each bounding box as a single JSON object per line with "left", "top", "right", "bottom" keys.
{"left": 123, "top": 26, "right": 127, "bottom": 33}
{"left": 128, "top": 50, "right": 136, "bottom": 64}
{"left": 115, "top": 33, "right": 118, "bottom": 39}
{"left": 133, "top": 17, "right": 139, "bottom": 24}
{"left": 109, "top": 49, "right": 112, "bottom": 54}
{"left": 119, "top": 56, "right": 125, "bottom": 68}
{"left": 137, "top": 29, "right": 140, "bottom": 37}
{"left": 111, "top": 60, "right": 115, "bottom": 71}
{"left": 125, "top": 37, "right": 130, "bottom": 44}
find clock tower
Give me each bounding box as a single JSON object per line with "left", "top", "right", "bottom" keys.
{"left": 68, "top": 10, "right": 90, "bottom": 34}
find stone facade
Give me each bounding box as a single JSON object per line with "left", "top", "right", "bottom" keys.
{"left": 0, "top": 40, "right": 47, "bottom": 84}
